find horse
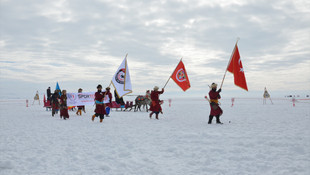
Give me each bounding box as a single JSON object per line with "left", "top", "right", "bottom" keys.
{"left": 134, "top": 95, "right": 151, "bottom": 112}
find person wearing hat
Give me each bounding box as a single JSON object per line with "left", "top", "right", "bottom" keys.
{"left": 149, "top": 86, "right": 164, "bottom": 120}
{"left": 60, "top": 90, "right": 69, "bottom": 120}
{"left": 208, "top": 83, "right": 223, "bottom": 124}
{"left": 46, "top": 87, "right": 51, "bottom": 101}
{"left": 51, "top": 89, "right": 60, "bottom": 117}
{"left": 92, "top": 84, "right": 106, "bottom": 123}
{"left": 76, "top": 88, "right": 86, "bottom": 116}
{"left": 104, "top": 87, "right": 113, "bottom": 116}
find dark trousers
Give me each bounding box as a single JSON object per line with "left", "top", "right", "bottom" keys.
{"left": 208, "top": 115, "right": 221, "bottom": 124}
{"left": 95, "top": 113, "right": 104, "bottom": 120}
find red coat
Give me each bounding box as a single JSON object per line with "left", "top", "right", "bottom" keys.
{"left": 95, "top": 91, "right": 106, "bottom": 114}
{"left": 150, "top": 89, "right": 164, "bottom": 112}
{"left": 60, "top": 95, "right": 69, "bottom": 118}
{"left": 209, "top": 90, "right": 223, "bottom": 116}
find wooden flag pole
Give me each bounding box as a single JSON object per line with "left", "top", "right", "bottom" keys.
{"left": 163, "top": 58, "right": 182, "bottom": 89}
{"left": 220, "top": 38, "right": 240, "bottom": 89}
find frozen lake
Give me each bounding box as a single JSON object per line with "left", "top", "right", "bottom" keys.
{"left": 0, "top": 98, "right": 309, "bottom": 175}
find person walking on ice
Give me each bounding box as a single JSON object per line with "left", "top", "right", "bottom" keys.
{"left": 60, "top": 90, "right": 69, "bottom": 120}
{"left": 208, "top": 83, "right": 223, "bottom": 124}
{"left": 92, "top": 84, "right": 106, "bottom": 123}
{"left": 149, "top": 86, "right": 164, "bottom": 120}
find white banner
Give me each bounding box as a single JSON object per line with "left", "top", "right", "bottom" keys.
{"left": 111, "top": 55, "right": 132, "bottom": 98}
{"left": 67, "top": 92, "right": 95, "bottom": 106}
{"left": 67, "top": 91, "right": 110, "bottom": 106}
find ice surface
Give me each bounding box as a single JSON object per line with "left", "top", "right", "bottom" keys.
{"left": 0, "top": 98, "right": 309, "bottom": 175}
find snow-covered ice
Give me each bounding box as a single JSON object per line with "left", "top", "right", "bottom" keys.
{"left": 0, "top": 98, "right": 309, "bottom": 175}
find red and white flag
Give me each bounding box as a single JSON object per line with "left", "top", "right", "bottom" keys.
{"left": 227, "top": 45, "right": 248, "bottom": 91}
{"left": 171, "top": 60, "right": 191, "bottom": 91}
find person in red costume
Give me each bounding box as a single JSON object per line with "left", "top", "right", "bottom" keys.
{"left": 60, "top": 90, "right": 69, "bottom": 120}
{"left": 149, "top": 86, "right": 164, "bottom": 120}
{"left": 92, "top": 84, "right": 106, "bottom": 123}
{"left": 208, "top": 83, "right": 223, "bottom": 124}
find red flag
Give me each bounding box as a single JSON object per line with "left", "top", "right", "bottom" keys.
{"left": 227, "top": 45, "right": 248, "bottom": 91}
{"left": 171, "top": 60, "right": 191, "bottom": 91}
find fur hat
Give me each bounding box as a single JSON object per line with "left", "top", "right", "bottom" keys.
{"left": 154, "top": 86, "right": 159, "bottom": 90}
{"left": 211, "top": 83, "right": 217, "bottom": 89}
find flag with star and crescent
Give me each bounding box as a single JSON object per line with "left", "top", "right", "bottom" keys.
{"left": 227, "top": 45, "right": 248, "bottom": 91}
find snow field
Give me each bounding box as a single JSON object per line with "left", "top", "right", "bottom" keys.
{"left": 0, "top": 98, "right": 309, "bottom": 175}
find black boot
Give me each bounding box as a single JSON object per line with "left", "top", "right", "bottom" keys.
{"left": 208, "top": 115, "right": 213, "bottom": 124}
{"left": 216, "top": 115, "right": 223, "bottom": 124}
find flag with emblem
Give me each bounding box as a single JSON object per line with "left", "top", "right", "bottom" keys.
{"left": 227, "top": 45, "right": 248, "bottom": 91}
{"left": 111, "top": 54, "right": 132, "bottom": 98}
{"left": 170, "top": 60, "right": 191, "bottom": 91}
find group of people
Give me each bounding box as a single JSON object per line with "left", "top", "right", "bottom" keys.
{"left": 46, "top": 88, "right": 70, "bottom": 120}
{"left": 45, "top": 82, "right": 224, "bottom": 124}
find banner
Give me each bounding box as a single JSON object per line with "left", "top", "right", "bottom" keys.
{"left": 170, "top": 60, "right": 191, "bottom": 91}
{"left": 67, "top": 92, "right": 95, "bottom": 106}
{"left": 67, "top": 91, "right": 110, "bottom": 106}
{"left": 111, "top": 55, "right": 133, "bottom": 98}
{"left": 227, "top": 45, "right": 248, "bottom": 91}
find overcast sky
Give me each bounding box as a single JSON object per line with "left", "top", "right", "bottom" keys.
{"left": 0, "top": 0, "right": 309, "bottom": 99}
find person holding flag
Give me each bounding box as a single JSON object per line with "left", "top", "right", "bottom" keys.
{"left": 149, "top": 86, "right": 164, "bottom": 120}
{"left": 92, "top": 84, "right": 106, "bottom": 123}
{"left": 212, "top": 38, "right": 248, "bottom": 124}
{"left": 208, "top": 83, "right": 223, "bottom": 124}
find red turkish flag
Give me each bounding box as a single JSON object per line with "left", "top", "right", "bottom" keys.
{"left": 227, "top": 45, "right": 248, "bottom": 91}
{"left": 171, "top": 60, "right": 191, "bottom": 91}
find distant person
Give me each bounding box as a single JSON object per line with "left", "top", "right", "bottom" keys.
{"left": 47, "top": 87, "right": 51, "bottom": 101}
{"left": 149, "top": 86, "right": 164, "bottom": 120}
{"left": 76, "top": 88, "right": 86, "bottom": 116}
{"left": 115, "top": 90, "right": 125, "bottom": 106}
{"left": 92, "top": 84, "right": 106, "bottom": 123}
{"left": 145, "top": 90, "right": 151, "bottom": 100}
{"left": 51, "top": 90, "right": 60, "bottom": 117}
{"left": 208, "top": 83, "right": 223, "bottom": 124}
{"left": 60, "top": 90, "right": 69, "bottom": 120}
{"left": 104, "top": 87, "right": 113, "bottom": 116}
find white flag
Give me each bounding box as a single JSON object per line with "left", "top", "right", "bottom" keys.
{"left": 111, "top": 55, "right": 132, "bottom": 98}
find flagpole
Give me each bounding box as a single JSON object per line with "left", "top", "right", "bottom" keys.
{"left": 163, "top": 58, "right": 182, "bottom": 89}
{"left": 220, "top": 38, "right": 240, "bottom": 89}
